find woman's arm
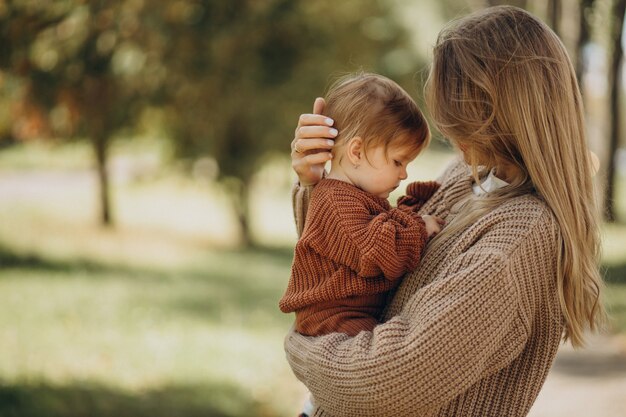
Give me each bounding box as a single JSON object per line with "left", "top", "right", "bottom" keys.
{"left": 292, "top": 182, "right": 315, "bottom": 237}
{"left": 283, "top": 209, "right": 559, "bottom": 416}
{"left": 285, "top": 252, "right": 529, "bottom": 416}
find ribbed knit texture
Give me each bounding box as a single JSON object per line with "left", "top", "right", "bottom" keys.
{"left": 284, "top": 159, "right": 564, "bottom": 417}
{"left": 280, "top": 178, "right": 438, "bottom": 337}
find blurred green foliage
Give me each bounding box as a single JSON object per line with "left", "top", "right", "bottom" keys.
{"left": 0, "top": 0, "right": 427, "bottom": 242}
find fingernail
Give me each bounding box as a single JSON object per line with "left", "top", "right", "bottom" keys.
{"left": 326, "top": 140, "right": 334, "bottom": 146}
{"left": 329, "top": 128, "right": 338, "bottom": 137}
{"left": 325, "top": 118, "right": 334, "bottom": 126}
{"left": 328, "top": 153, "right": 333, "bottom": 159}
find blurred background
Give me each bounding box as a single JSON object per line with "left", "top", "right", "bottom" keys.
{"left": 0, "top": 0, "right": 625, "bottom": 416}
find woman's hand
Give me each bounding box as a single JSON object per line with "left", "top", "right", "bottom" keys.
{"left": 291, "top": 97, "right": 338, "bottom": 186}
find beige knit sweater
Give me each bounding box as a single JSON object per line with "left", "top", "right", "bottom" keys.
{"left": 285, "top": 159, "right": 564, "bottom": 417}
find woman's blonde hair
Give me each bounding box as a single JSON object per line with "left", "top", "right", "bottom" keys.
{"left": 325, "top": 73, "right": 430, "bottom": 161}
{"left": 424, "top": 6, "right": 605, "bottom": 347}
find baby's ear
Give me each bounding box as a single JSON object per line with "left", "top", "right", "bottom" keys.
{"left": 345, "top": 136, "right": 364, "bottom": 166}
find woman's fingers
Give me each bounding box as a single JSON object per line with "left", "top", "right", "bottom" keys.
{"left": 296, "top": 125, "right": 338, "bottom": 140}
{"left": 297, "top": 114, "right": 334, "bottom": 129}
{"left": 292, "top": 138, "right": 334, "bottom": 155}
{"left": 301, "top": 151, "right": 333, "bottom": 166}
{"left": 313, "top": 97, "right": 325, "bottom": 115}
{"left": 292, "top": 149, "right": 332, "bottom": 187}
{"left": 289, "top": 97, "right": 333, "bottom": 187}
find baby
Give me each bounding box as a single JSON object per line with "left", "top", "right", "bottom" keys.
{"left": 280, "top": 73, "right": 442, "bottom": 338}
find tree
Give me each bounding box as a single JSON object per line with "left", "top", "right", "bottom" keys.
{"left": 548, "top": 0, "right": 562, "bottom": 36}
{"left": 0, "top": 0, "right": 427, "bottom": 245}
{"left": 0, "top": 1, "right": 159, "bottom": 226}
{"left": 486, "top": 0, "right": 528, "bottom": 8}
{"left": 576, "top": 0, "right": 597, "bottom": 88}
{"left": 605, "top": 0, "right": 626, "bottom": 222}
{"left": 156, "top": 0, "right": 424, "bottom": 246}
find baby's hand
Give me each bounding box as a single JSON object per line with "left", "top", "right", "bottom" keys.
{"left": 422, "top": 215, "right": 445, "bottom": 238}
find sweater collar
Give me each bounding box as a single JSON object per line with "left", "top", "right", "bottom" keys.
{"left": 317, "top": 177, "right": 392, "bottom": 208}
{"left": 472, "top": 168, "right": 509, "bottom": 196}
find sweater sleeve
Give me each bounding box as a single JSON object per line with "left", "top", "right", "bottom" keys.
{"left": 284, "top": 240, "right": 539, "bottom": 416}
{"left": 397, "top": 181, "right": 440, "bottom": 213}
{"left": 292, "top": 182, "right": 316, "bottom": 238}
{"left": 329, "top": 191, "right": 428, "bottom": 280}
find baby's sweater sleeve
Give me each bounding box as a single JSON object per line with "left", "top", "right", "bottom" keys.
{"left": 283, "top": 211, "right": 557, "bottom": 416}
{"left": 397, "top": 181, "right": 440, "bottom": 213}
{"left": 323, "top": 189, "right": 428, "bottom": 280}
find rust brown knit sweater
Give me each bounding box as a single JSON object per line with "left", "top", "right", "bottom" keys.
{"left": 279, "top": 178, "right": 439, "bottom": 336}
{"left": 285, "top": 159, "right": 565, "bottom": 417}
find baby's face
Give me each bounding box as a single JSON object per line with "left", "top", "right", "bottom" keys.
{"left": 352, "top": 144, "right": 418, "bottom": 199}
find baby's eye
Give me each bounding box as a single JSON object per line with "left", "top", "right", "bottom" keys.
{"left": 394, "top": 160, "right": 402, "bottom": 167}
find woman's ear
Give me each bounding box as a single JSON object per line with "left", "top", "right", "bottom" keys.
{"left": 345, "top": 136, "right": 364, "bottom": 167}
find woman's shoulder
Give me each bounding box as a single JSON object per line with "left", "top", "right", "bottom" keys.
{"left": 437, "top": 156, "right": 470, "bottom": 186}
{"left": 479, "top": 193, "right": 560, "bottom": 256}
{"left": 498, "top": 193, "right": 556, "bottom": 226}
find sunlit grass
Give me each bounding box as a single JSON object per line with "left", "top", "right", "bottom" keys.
{"left": 0, "top": 140, "right": 92, "bottom": 170}
{"left": 0, "top": 245, "right": 305, "bottom": 416}
{"left": 0, "top": 259, "right": 305, "bottom": 416}
{"left": 0, "top": 140, "right": 308, "bottom": 416}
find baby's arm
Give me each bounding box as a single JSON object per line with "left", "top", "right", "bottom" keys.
{"left": 328, "top": 192, "right": 429, "bottom": 281}
{"left": 397, "top": 181, "right": 440, "bottom": 213}
{"left": 397, "top": 181, "right": 444, "bottom": 238}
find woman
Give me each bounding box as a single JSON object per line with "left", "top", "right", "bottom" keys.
{"left": 284, "top": 6, "right": 605, "bottom": 417}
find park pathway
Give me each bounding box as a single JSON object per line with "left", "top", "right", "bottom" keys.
{"left": 529, "top": 334, "right": 626, "bottom": 417}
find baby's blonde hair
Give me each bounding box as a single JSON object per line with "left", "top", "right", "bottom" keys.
{"left": 324, "top": 73, "right": 430, "bottom": 161}
{"left": 425, "top": 6, "right": 605, "bottom": 347}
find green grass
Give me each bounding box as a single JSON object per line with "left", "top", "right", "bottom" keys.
{"left": 0, "top": 141, "right": 624, "bottom": 416}
{"left": 0, "top": 140, "right": 308, "bottom": 416}
{"left": 0, "top": 245, "right": 304, "bottom": 417}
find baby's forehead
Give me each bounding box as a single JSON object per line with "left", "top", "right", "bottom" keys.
{"left": 392, "top": 130, "right": 424, "bottom": 147}
{"left": 385, "top": 142, "right": 421, "bottom": 159}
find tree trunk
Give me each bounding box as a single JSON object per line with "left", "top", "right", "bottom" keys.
{"left": 82, "top": 76, "right": 114, "bottom": 227}
{"left": 605, "top": 0, "right": 626, "bottom": 222}
{"left": 486, "top": 0, "right": 527, "bottom": 8}
{"left": 576, "top": 0, "right": 596, "bottom": 91}
{"left": 548, "top": 0, "right": 562, "bottom": 36}
{"left": 94, "top": 134, "right": 113, "bottom": 226}
{"left": 229, "top": 178, "right": 253, "bottom": 248}
{"left": 237, "top": 192, "right": 253, "bottom": 248}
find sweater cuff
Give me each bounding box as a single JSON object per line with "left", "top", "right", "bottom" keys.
{"left": 284, "top": 328, "right": 311, "bottom": 383}
{"left": 291, "top": 171, "right": 327, "bottom": 236}
{"left": 292, "top": 182, "right": 316, "bottom": 237}
{"left": 406, "top": 181, "right": 440, "bottom": 200}
{"left": 284, "top": 327, "right": 351, "bottom": 388}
